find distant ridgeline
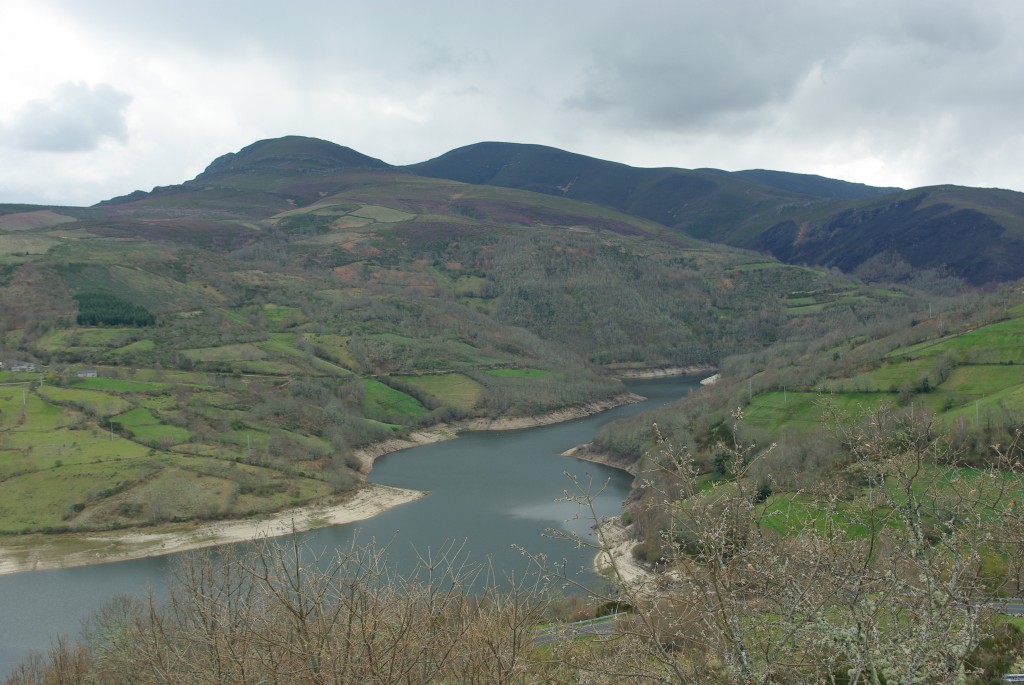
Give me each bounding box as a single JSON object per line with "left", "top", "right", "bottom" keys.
{"left": 73, "top": 292, "right": 156, "bottom": 327}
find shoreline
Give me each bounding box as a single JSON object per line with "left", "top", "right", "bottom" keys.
{"left": 593, "top": 515, "right": 652, "bottom": 586}
{"left": 352, "top": 391, "right": 646, "bottom": 471}
{"left": 0, "top": 390, "right": 647, "bottom": 576}
{"left": 561, "top": 443, "right": 638, "bottom": 476}
{"left": 0, "top": 483, "right": 424, "bottom": 576}
{"left": 611, "top": 365, "right": 715, "bottom": 380}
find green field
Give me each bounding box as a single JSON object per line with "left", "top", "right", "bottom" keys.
{"left": 362, "top": 379, "right": 429, "bottom": 421}
{"left": 262, "top": 303, "right": 306, "bottom": 330}
{"left": 392, "top": 373, "right": 483, "bottom": 411}
{"left": 35, "top": 386, "right": 132, "bottom": 417}
{"left": 301, "top": 332, "right": 357, "bottom": 368}
{"left": 485, "top": 368, "right": 552, "bottom": 379}
{"left": 74, "top": 376, "right": 169, "bottom": 393}
{"left": 108, "top": 339, "right": 156, "bottom": 357}
{"left": 182, "top": 343, "right": 268, "bottom": 362}
{"left": 113, "top": 407, "right": 192, "bottom": 446}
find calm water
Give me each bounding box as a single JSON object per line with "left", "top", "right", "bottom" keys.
{"left": 0, "top": 377, "right": 696, "bottom": 674}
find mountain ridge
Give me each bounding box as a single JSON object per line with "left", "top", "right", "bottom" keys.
{"left": 81, "top": 135, "right": 1024, "bottom": 285}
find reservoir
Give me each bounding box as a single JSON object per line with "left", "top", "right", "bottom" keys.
{"left": 0, "top": 376, "right": 697, "bottom": 675}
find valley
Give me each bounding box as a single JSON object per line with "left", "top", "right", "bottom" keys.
{"left": 2, "top": 135, "right": 1023, "bottom": 682}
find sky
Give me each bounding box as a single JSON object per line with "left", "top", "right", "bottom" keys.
{"left": 2, "top": 0, "right": 1023, "bottom": 206}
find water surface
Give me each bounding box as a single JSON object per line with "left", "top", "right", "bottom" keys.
{"left": 0, "top": 376, "right": 696, "bottom": 674}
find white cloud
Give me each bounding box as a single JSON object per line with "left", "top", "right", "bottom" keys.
{"left": 3, "top": 82, "right": 132, "bottom": 152}
{"left": 0, "top": 0, "right": 1023, "bottom": 205}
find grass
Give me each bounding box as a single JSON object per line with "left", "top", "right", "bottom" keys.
{"left": 74, "top": 376, "right": 168, "bottom": 393}
{"left": 182, "top": 343, "right": 269, "bottom": 363}
{"left": 0, "top": 460, "right": 153, "bottom": 531}
{"left": 758, "top": 494, "right": 874, "bottom": 539}
{"left": 0, "top": 426, "right": 151, "bottom": 475}
{"left": 743, "top": 391, "right": 882, "bottom": 434}
{"left": 392, "top": 373, "right": 483, "bottom": 411}
{"left": 890, "top": 317, "right": 1024, "bottom": 363}
{"left": 262, "top": 303, "right": 306, "bottom": 330}
{"left": 35, "top": 386, "right": 133, "bottom": 417}
{"left": 942, "top": 364, "right": 1024, "bottom": 398}
{"left": 0, "top": 391, "right": 69, "bottom": 430}
{"left": 0, "top": 234, "right": 60, "bottom": 255}
{"left": 485, "top": 368, "right": 552, "bottom": 379}
{"left": 349, "top": 205, "right": 415, "bottom": 223}
{"left": 108, "top": 339, "right": 156, "bottom": 357}
{"left": 828, "top": 358, "right": 939, "bottom": 392}
{"left": 362, "top": 379, "right": 429, "bottom": 422}
{"left": 301, "top": 333, "right": 358, "bottom": 368}
{"left": 113, "top": 407, "right": 192, "bottom": 445}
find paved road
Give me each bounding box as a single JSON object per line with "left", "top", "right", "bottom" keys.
{"left": 533, "top": 613, "right": 626, "bottom": 646}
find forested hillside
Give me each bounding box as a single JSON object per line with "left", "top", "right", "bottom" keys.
{"left": 410, "top": 142, "right": 1024, "bottom": 286}
{"left": 0, "top": 136, "right": 919, "bottom": 534}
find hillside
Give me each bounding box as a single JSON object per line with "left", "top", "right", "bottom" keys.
{"left": 0, "top": 136, "right": 915, "bottom": 534}
{"left": 408, "top": 142, "right": 1024, "bottom": 285}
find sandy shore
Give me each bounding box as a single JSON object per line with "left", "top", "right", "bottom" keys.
{"left": 561, "top": 443, "right": 638, "bottom": 476}
{"left": 613, "top": 365, "right": 715, "bottom": 379}
{"left": 0, "top": 390, "right": 649, "bottom": 576}
{"left": 0, "top": 483, "right": 423, "bottom": 576}
{"left": 593, "top": 515, "right": 652, "bottom": 587}
{"left": 352, "top": 391, "right": 645, "bottom": 469}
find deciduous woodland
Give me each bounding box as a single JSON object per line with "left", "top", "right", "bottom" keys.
{"left": 3, "top": 136, "right": 1024, "bottom": 680}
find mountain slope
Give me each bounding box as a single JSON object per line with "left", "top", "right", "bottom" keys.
{"left": 407, "top": 142, "right": 1024, "bottom": 285}
{"left": 758, "top": 186, "right": 1024, "bottom": 286}
{"left": 3, "top": 135, "right": 927, "bottom": 532}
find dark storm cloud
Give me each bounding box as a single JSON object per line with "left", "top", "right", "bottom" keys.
{"left": 5, "top": 82, "right": 132, "bottom": 152}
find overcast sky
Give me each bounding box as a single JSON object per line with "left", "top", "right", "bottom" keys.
{"left": 2, "top": 0, "right": 1023, "bottom": 205}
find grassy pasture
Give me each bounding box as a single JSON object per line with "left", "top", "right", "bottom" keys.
{"left": 235, "top": 360, "right": 301, "bottom": 375}
{"left": 0, "top": 426, "right": 150, "bottom": 476}
{"left": 829, "top": 357, "right": 940, "bottom": 392}
{"left": 74, "top": 376, "right": 168, "bottom": 393}
{"left": 0, "top": 234, "right": 60, "bottom": 256}
{"left": 392, "top": 373, "right": 483, "bottom": 411}
{"left": 0, "top": 460, "right": 154, "bottom": 532}
{"left": 941, "top": 365, "right": 1024, "bottom": 399}
{"left": 485, "top": 368, "right": 552, "bottom": 379}
{"left": 256, "top": 333, "right": 304, "bottom": 357}
{"left": 891, "top": 316, "right": 1024, "bottom": 363}
{"left": 349, "top": 205, "right": 415, "bottom": 223}
{"left": 182, "top": 343, "right": 268, "bottom": 363}
{"left": 114, "top": 407, "right": 192, "bottom": 445}
{"left": 107, "top": 339, "right": 156, "bottom": 358}
{"left": 362, "top": 379, "right": 429, "bottom": 422}
{"left": 35, "top": 385, "right": 132, "bottom": 417}
{"left": 743, "top": 391, "right": 887, "bottom": 434}
{"left": 262, "top": 303, "right": 306, "bottom": 330}
{"left": 759, "top": 494, "right": 875, "bottom": 539}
